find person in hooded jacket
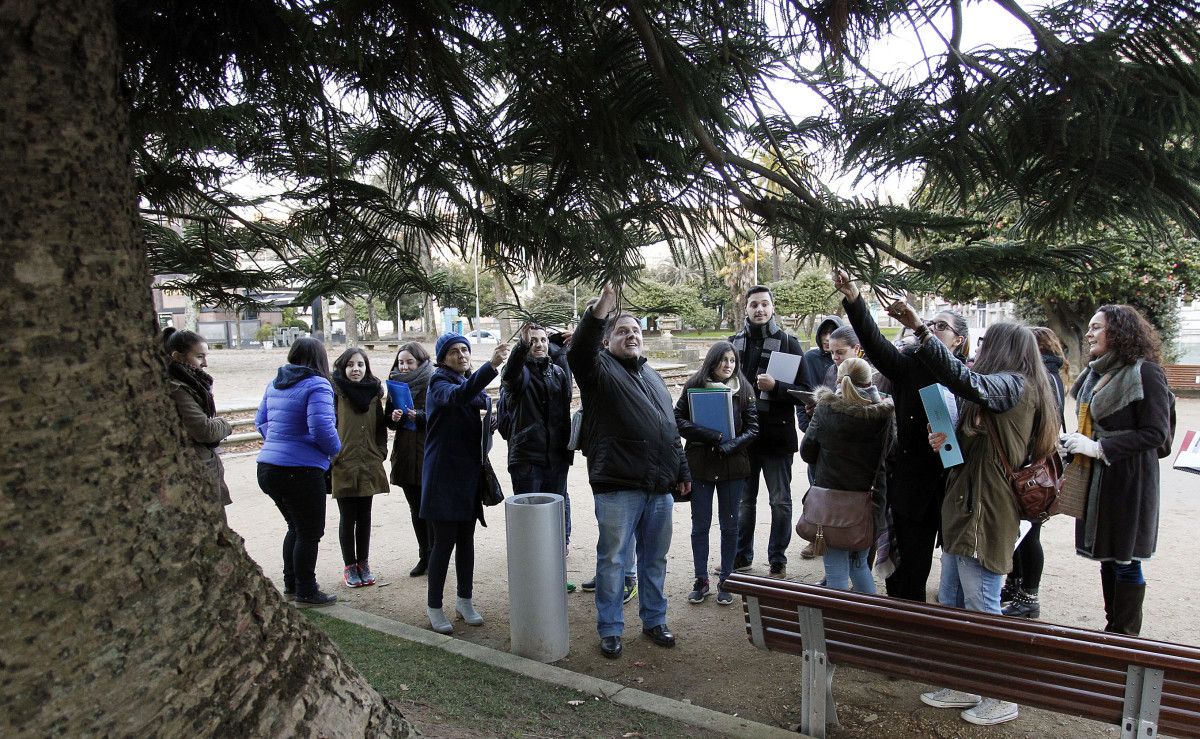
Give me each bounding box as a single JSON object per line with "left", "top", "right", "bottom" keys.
{"left": 421, "top": 332, "right": 510, "bottom": 635}
{"left": 163, "top": 328, "right": 233, "bottom": 515}
{"left": 800, "top": 316, "right": 844, "bottom": 405}
{"left": 1002, "top": 326, "right": 1068, "bottom": 619}
{"left": 800, "top": 357, "right": 894, "bottom": 593}
{"left": 833, "top": 269, "right": 969, "bottom": 602}
{"left": 256, "top": 337, "right": 342, "bottom": 607}
{"left": 330, "top": 348, "right": 389, "bottom": 589}
{"left": 385, "top": 341, "right": 434, "bottom": 577}
{"left": 729, "top": 285, "right": 806, "bottom": 579}
{"left": 674, "top": 341, "right": 759, "bottom": 605}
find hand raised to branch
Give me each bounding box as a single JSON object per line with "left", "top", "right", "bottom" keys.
{"left": 831, "top": 269, "right": 860, "bottom": 301}
{"left": 490, "top": 343, "right": 510, "bottom": 368}
{"left": 886, "top": 300, "right": 923, "bottom": 331}
{"left": 593, "top": 281, "right": 619, "bottom": 318}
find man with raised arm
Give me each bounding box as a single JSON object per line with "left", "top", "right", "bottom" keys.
{"left": 567, "top": 282, "right": 690, "bottom": 659}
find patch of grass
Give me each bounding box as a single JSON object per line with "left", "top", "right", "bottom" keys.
{"left": 304, "top": 611, "right": 721, "bottom": 738}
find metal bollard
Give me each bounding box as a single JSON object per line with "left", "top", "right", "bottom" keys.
{"left": 505, "top": 493, "right": 569, "bottom": 662}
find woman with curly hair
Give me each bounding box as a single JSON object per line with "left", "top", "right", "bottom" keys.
{"left": 1063, "top": 305, "right": 1172, "bottom": 636}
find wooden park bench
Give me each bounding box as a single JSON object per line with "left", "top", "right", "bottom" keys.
{"left": 723, "top": 573, "right": 1200, "bottom": 738}
{"left": 1163, "top": 364, "right": 1200, "bottom": 396}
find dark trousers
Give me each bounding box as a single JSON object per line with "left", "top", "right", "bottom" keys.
{"left": 1011, "top": 521, "right": 1044, "bottom": 589}
{"left": 427, "top": 519, "right": 477, "bottom": 608}
{"left": 258, "top": 463, "right": 327, "bottom": 596}
{"left": 336, "top": 496, "right": 373, "bottom": 565}
{"left": 401, "top": 484, "right": 432, "bottom": 559}
{"left": 884, "top": 505, "right": 940, "bottom": 602}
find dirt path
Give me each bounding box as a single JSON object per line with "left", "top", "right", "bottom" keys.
{"left": 219, "top": 348, "right": 1200, "bottom": 737}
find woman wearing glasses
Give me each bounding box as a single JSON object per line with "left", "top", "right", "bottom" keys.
{"left": 833, "top": 270, "right": 968, "bottom": 602}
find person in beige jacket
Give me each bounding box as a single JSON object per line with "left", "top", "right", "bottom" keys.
{"left": 163, "top": 328, "right": 233, "bottom": 514}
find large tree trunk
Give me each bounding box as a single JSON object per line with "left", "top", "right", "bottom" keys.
{"left": 0, "top": 2, "right": 411, "bottom": 735}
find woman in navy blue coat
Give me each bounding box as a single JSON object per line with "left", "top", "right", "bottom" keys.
{"left": 421, "top": 333, "right": 510, "bottom": 634}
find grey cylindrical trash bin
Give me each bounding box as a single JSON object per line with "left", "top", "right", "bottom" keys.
{"left": 505, "top": 493, "right": 569, "bottom": 662}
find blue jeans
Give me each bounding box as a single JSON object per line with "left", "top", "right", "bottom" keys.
{"left": 594, "top": 490, "right": 672, "bottom": 637}
{"left": 823, "top": 548, "right": 876, "bottom": 593}
{"left": 510, "top": 462, "right": 571, "bottom": 546}
{"left": 938, "top": 552, "right": 1002, "bottom": 614}
{"left": 736, "top": 453, "right": 794, "bottom": 565}
{"left": 690, "top": 478, "right": 744, "bottom": 584}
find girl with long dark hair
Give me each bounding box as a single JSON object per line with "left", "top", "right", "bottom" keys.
{"left": 162, "top": 328, "right": 233, "bottom": 513}
{"left": 674, "top": 341, "right": 759, "bottom": 605}
{"left": 887, "top": 304, "right": 1058, "bottom": 727}
{"left": 385, "top": 341, "right": 434, "bottom": 576}
{"left": 255, "top": 337, "right": 341, "bottom": 606}
{"left": 330, "top": 348, "right": 389, "bottom": 588}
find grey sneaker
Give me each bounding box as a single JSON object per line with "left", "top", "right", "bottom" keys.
{"left": 920, "top": 688, "right": 982, "bottom": 709}
{"left": 961, "top": 698, "right": 1018, "bottom": 725}
{"left": 716, "top": 590, "right": 734, "bottom": 605}
{"left": 580, "top": 578, "right": 597, "bottom": 592}
{"left": 687, "top": 578, "right": 710, "bottom": 603}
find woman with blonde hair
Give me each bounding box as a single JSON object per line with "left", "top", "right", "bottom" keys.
{"left": 799, "top": 357, "right": 894, "bottom": 593}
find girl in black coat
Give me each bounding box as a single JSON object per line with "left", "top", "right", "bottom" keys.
{"left": 674, "top": 342, "right": 759, "bottom": 605}
{"left": 833, "top": 269, "right": 968, "bottom": 601}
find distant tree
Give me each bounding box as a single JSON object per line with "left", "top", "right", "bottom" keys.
{"left": 768, "top": 272, "right": 840, "bottom": 333}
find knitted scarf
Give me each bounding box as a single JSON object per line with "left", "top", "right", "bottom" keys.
{"left": 332, "top": 370, "right": 382, "bottom": 414}
{"left": 168, "top": 361, "right": 216, "bottom": 418}
{"left": 389, "top": 359, "right": 432, "bottom": 408}
{"left": 731, "top": 316, "right": 785, "bottom": 410}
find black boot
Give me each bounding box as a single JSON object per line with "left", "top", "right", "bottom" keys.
{"left": 1000, "top": 576, "right": 1022, "bottom": 606}
{"left": 1108, "top": 582, "right": 1145, "bottom": 636}
{"left": 1002, "top": 588, "right": 1040, "bottom": 619}
{"left": 409, "top": 556, "right": 428, "bottom": 577}
{"left": 1101, "top": 567, "right": 1115, "bottom": 631}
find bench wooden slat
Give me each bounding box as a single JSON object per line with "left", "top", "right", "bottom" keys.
{"left": 727, "top": 575, "right": 1200, "bottom": 737}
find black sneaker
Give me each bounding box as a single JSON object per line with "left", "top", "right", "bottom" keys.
{"left": 295, "top": 590, "right": 337, "bottom": 607}
{"left": 623, "top": 577, "right": 638, "bottom": 604}
{"left": 733, "top": 555, "right": 752, "bottom": 573}
{"left": 687, "top": 578, "right": 711, "bottom": 603}
{"left": 769, "top": 562, "right": 786, "bottom": 578}
{"left": 716, "top": 590, "right": 734, "bottom": 605}
{"left": 580, "top": 578, "right": 597, "bottom": 592}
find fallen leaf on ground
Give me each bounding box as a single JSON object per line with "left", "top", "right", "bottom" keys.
{"left": 631, "top": 660, "right": 647, "bottom": 667}
{"left": 567, "top": 700, "right": 585, "bottom": 706}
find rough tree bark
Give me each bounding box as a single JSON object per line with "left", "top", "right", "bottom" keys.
{"left": 0, "top": 2, "right": 412, "bottom": 735}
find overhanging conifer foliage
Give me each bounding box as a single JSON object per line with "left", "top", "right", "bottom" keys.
{"left": 121, "top": 0, "right": 1199, "bottom": 304}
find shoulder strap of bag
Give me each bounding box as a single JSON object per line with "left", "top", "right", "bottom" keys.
{"left": 982, "top": 412, "right": 1016, "bottom": 476}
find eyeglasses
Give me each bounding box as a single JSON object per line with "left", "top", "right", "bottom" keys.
{"left": 925, "top": 319, "right": 960, "bottom": 335}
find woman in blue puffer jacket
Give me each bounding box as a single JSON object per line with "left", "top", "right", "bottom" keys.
{"left": 256, "top": 337, "right": 342, "bottom": 606}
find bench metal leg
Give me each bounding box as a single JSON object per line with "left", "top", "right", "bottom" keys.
{"left": 797, "top": 606, "right": 838, "bottom": 739}
{"left": 1121, "top": 665, "right": 1164, "bottom": 739}
{"left": 746, "top": 596, "right": 766, "bottom": 649}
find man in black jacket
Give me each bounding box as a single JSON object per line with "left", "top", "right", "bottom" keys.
{"left": 568, "top": 282, "right": 690, "bottom": 659}
{"left": 730, "top": 285, "right": 807, "bottom": 578}
{"left": 502, "top": 324, "right": 575, "bottom": 543}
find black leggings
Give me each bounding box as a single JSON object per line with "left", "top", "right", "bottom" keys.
{"left": 257, "top": 463, "right": 327, "bottom": 596}
{"left": 885, "top": 505, "right": 941, "bottom": 602}
{"left": 402, "top": 484, "right": 432, "bottom": 559}
{"left": 427, "top": 519, "right": 477, "bottom": 608}
{"left": 336, "top": 496, "right": 374, "bottom": 565}
{"left": 1010, "top": 520, "right": 1044, "bottom": 589}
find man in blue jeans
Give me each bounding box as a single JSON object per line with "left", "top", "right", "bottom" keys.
{"left": 568, "top": 282, "right": 690, "bottom": 659}
{"left": 729, "top": 286, "right": 806, "bottom": 578}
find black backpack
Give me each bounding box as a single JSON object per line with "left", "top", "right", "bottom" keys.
{"left": 496, "top": 387, "right": 514, "bottom": 441}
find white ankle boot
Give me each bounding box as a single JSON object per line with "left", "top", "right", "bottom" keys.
{"left": 456, "top": 597, "right": 484, "bottom": 626}
{"left": 427, "top": 606, "right": 453, "bottom": 634}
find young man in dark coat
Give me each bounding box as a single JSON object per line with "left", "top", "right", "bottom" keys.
{"left": 568, "top": 282, "right": 690, "bottom": 659}
{"left": 502, "top": 324, "right": 575, "bottom": 544}
{"left": 729, "top": 285, "right": 807, "bottom": 578}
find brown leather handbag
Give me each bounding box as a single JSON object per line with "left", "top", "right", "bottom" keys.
{"left": 983, "top": 413, "right": 1062, "bottom": 523}
{"left": 795, "top": 439, "right": 888, "bottom": 555}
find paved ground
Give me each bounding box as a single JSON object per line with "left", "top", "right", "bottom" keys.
{"left": 215, "top": 346, "right": 1200, "bottom": 737}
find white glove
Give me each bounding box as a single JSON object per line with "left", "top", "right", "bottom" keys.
{"left": 1062, "top": 432, "right": 1102, "bottom": 459}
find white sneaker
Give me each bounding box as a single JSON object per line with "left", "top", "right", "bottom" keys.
{"left": 961, "top": 698, "right": 1018, "bottom": 725}
{"left": 920, "top": 688, "right": 982, "bottom": 709}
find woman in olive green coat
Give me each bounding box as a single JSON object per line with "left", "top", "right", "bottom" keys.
{"left": 331, "top": 348, "right": 389, "bottom": 589}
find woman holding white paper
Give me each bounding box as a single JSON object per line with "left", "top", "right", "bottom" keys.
{"left": 1066, "top": 305, "right": 1170, "bottom": 636}
{"left": 674, "top": 342, "right": 759, "bottom": 605}
{"left": 887, "top": 305, "right": 1058, "bottom": 726}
